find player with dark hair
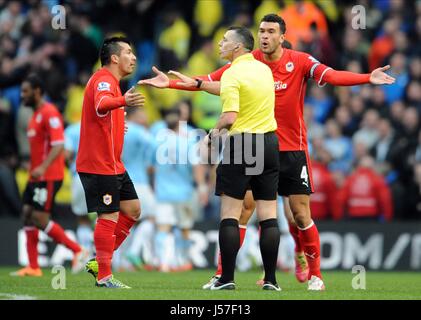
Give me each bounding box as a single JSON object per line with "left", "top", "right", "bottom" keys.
{"left": 10, "top": 74, "right": 87, "bottom": 277}
{"left": 139, "top": 14, "right": 395, "bottom": 291}
{"left": 77, "top": 37, "right": 145, "bottom": 288}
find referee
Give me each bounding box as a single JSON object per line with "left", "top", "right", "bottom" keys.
{"left": 205, "top": 27, "right": 281, "bottom": 291}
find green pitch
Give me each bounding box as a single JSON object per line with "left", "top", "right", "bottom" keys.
{"left": 0, "top": 267, "right": 420, "bottom": 300}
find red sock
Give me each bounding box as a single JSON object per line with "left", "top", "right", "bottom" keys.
{"left": 95, "top": 219, "right": 117, "bottom": 281}
{"left": 215, "top": 225, "right": 247, "bottom": 276}
{"left": 113, "top": 213, "right": 136, "bottom": 251}
{"left": 298, "top": 221, "right": 322, "bottom": 279}
{"left": 45, "top": 221, "right": 81, "bottom": 253}
{"left": 25, "top": 227, "right": 39, "bottom": 269}
{"left": 289, "top": 223, "right": 303, "bottom": 253}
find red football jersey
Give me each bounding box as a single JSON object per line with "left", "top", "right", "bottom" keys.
{"left": 339, "top": 167, "right": 393, "bottom": 221}
{"left": 310, "top": 161, "right": 341, "bottom": 220}
{"left": 207, "top": 48, "right": 331, "bottom": 151}
{"left": 76, "top": 67, "right": 126, "bottom": 175}
{"left": 27, "top": 102, "right": 65, "bottom": 181}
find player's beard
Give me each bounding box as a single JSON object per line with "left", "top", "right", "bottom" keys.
{"left": 23, "top": 97, "right": 37, "bottom": 110}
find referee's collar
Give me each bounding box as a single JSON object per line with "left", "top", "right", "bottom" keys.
{"left": 232, "top": 53, "right": 254, "bottom": 65}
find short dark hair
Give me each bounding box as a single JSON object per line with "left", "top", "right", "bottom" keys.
{"left": 24, "top": 73, "right": 44, "bottom": 94}
{"left": 260, "top": 14, "right": 286, "bottom": 34}
{"left": 100, "top": 36, "right": 131, "bottom": 66}
{"left": 228, "top": 26, "right": 254, "bottom": 51}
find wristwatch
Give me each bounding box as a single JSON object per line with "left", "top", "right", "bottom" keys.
{"left": 195, "top": 79, "right": 203, "bottom": 88}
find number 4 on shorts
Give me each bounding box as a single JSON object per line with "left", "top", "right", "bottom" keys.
{"left": 300, "top": 166, "right": 309, "bottom": 187}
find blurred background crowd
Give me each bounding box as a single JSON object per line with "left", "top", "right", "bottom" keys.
{"left": 1, "top": 0, "right": 421, "bottom": 227}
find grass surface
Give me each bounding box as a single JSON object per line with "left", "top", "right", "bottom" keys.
{"left": 0, "top": 268, "right": 420, "bottom": 300}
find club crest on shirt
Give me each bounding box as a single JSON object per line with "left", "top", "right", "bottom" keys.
{"left": 49, "top": 117, "right": 61, "bottom": 129}
{"left": 97, "top": 82, "right": 111, "bottom": 92}
{"left": 286, "top": 61, "right": 294, "bottom": 72}
{"left": 103, "top": 194, "right": 112, "bottom": 205}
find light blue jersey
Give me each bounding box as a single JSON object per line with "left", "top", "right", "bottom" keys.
{"left": 150, "top": 120, "right": 197, "bottom": 139}
{"left": 122, "top": 122, "right": 156, "bottom": 185}
{"left": 64, "top": 123, "right": 81, "bottom": 176}
{"left": 154, "top": 128, "right": 200, "bottom": 202}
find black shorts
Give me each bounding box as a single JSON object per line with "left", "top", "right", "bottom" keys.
{"left": 78, "top": 171, "right": 138, "bottom": 214}
{"left": 23, "top": 180, "right": 63, "bottom": 213}
{"left": 277, "top": 150, "right": 314, "bottom": 196}
{"left": 215, "top": 132, "right": 280, "bottom": 201}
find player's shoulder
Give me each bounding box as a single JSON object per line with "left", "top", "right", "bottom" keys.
{"left": 90, "top": 68, "right": 117, "bottom": 88}
{"left": 289, "top": 49, "right": 321, "bottom": 65}
{"left": 41, "top": 102, "right": 61, "bottom": 116}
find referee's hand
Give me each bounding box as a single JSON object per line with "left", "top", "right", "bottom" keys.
{"left": 167, "top": 70, "right": 197, "bottom": 88}
{"left": 137, "top": 66, "right": 169, "bottom": 88}
{"left": 124, "top": 87, "right": 145, "bottom": 108}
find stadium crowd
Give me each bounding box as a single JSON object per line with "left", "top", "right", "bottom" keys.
{"left": 1, "top": 0, "right": 421, "bottom": 231}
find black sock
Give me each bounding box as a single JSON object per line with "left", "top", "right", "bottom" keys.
{"left": 218, "top": 218, "right": 240, "bottom": 283}
{"left": 259, "top": 218, "right": 280, "bottom": 284}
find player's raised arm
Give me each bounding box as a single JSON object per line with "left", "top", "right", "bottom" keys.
{"left": 301, "top": 52, "right": 395, "bottom": 87}
{"left": 314, "top": 63, "right": 395, "bottom": 87}
{"left": 318, "top": 65, "right": 395, "bottom": 86}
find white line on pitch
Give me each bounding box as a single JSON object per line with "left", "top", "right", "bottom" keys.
{"left": 0, "top": 293, "right": 37, "bottom": 300}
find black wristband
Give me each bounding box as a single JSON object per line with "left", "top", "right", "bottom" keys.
{"left": 196, "top": 79, "right": 203, "bottom": 88}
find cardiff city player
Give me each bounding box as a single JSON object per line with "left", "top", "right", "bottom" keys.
{"left": 11, "top": 74, "right": 87, "bottom": 277}
{"left": 77, "top": 37, "right": 145, "bottom": 288}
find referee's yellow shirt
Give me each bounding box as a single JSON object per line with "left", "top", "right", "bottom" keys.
{"left": 220, "top": 53, "right": 277, "bottom": 134}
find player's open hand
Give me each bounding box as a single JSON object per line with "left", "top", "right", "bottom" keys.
{"left": 137, "top": 66, "right": 169, "bottom": 88}
{"left": 124, "top": 87, "right": 145, "bottom": 108}
{"left": 168, "top": 70, "right": 197, "bottom": 88}
{"left": 370, "top": 65, "right": 396, "bottom": 85}
{"left": 31, "top": 165, "right": 46, "bottom": 179}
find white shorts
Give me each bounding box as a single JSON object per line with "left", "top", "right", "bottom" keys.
{"left": 71, "top": 174, "right": 88, "bottom": 216}
{"left": 155, "top": 194, "right": 199, "bottom": 229}
{"left": 133, "top": 183, "right": 156, "bottom": 218}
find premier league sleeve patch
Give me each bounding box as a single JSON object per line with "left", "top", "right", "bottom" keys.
{"left": 49, "top": 117, "right": 61, "bottom": 129}
{"left": 97, "top": 82, "right": 111, "bottom": 92}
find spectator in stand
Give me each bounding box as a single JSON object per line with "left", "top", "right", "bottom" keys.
{"left": 368, "top": 17, "right": 400, "bottom": 71}
{"left": 408, "top": 57, "right": 421, "bottom": 82}
{"left": 338, "top": 156, "right": 393, "bottom": 221}
{"left": 324, "top": 119, "right": 353, "bottom": 173}
{"left": 305, "top": 84, "right": 334, "bottom": 124}
{"left": 393, "top": 107, "right": 420, "bottom": 185}
{"left": 369, "top": 86, "right": 389, "bottom": 118}
{"left": 334, "top": 105, "right": 358, "bottom": 137}
{"left": 353, "top": 109, "right": 380, "bottom": 150}
{"left": 381, "top": 52, "right": 409, "bottom": 105}
{"left": 371, "top": 118, "right": 399, "bottom": 174}
{"left": 310, "top": 149, "right": 341, "bottom": 221}
{"left": 339, "top": 29, "right": 369, "bottom": 71}
{"left": 279, "top": 0, "right": 328, "bottom": 49}
{"left": 405, "top": 80, "right": 421, "bottom": 109}
{"left": 404, "top": 162, "right": 421, "bottom": 220}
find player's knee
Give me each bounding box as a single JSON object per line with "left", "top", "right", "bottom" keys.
{"left": 239, "top": 207, "right": 254, "bottom": 225}
{"left": 130, "top": 203, "right": 141, "bottom": 220}
{"left": 290, "top": 203, "right": 311, "bottom": 228}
